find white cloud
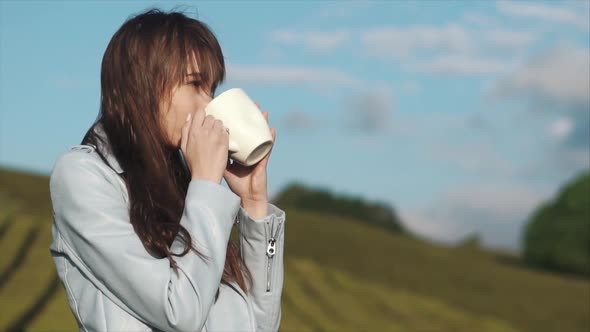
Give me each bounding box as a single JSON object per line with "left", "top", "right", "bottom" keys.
{"left": 269, "top": 19, "right": 542, "bottom": 77}
{"left": 400, "top": 183, "right": 549, "bottom": 251}
{"left": 518, "top": 144, "right": 590, "bottom": 185}
{"left": 316, "top": 1, "right": 372, "bottom": 18}
{"left": 226, "top": 64, "right": 363, "bottom": 88}
{"left": 494, "top": 45, "right": 590, "bottom": 102}
{"left": 270, "top": 29, "right": 351, "bottom": 53}
{"left": 485, "top": 28, "right": 539, "bottom": 50}
{"left": 443, "top": 185, "right": 544, "bottom": 220}
{"left": 548, "top": 116, "right": 574, "bottom": 141}
{"left": 429, "top": 142, "right": 515, "bottom": 177}
{"left": 360, "top": 23, "right": 538, "bottom": 76}
{"left": 343, "top": 88, "right": 395, "bottom": 133}
{"left": 361, "top": 23, "right": 473, "bottom": 60}
{"left": 490, "top": 43, "right": 589, "bottom": 186}
{"left": 360, "top": 23, "right": 536, "bottom": 57}
{"left": 397, "top": 208, "right": 469, "bottom": 246}
{"left": 496, "top": 0, "right": 589, "bottom": 30}
{"left": 281, "top": 110, "right": 317, "bottom": 131}
{"left": 417, "top": 54, "right": 512, "bottom": 75}
{"left": 399, "top": 80, "right": 421, "bottom": 95}
{"left": 462, "top": 11, "right": 499, "bottom": 27}
{"left": 559, "top": 149, "right": 590, "bottom": 171}
{"left": 272, "top": 23, "right": 537, "bottom": 62}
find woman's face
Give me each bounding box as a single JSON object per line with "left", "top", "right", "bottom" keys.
{"left": 161, "top": 68, "right": 213, "bottom": 147}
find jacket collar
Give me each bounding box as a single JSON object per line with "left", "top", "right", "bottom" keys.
{"left": 91, "top": 122, "right": 124, "bottom": 174}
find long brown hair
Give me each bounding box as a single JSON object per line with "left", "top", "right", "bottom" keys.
{"left": 83, "top": 9, "right": 251, "bottom": 297}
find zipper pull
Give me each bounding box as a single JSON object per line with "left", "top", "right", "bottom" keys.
{"left": 266, "top": 238, "right": 276, "bottom": 257}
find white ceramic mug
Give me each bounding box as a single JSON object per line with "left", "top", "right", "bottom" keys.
{"left": 204, "top": 88, "right": 273, "bottom": 166}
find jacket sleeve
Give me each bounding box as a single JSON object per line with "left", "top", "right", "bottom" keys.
{"left": 49, "top": 151, "right": 241, "bottom": 332}
{"left": 238, "top": 203, "right": 286, "bottom": 332}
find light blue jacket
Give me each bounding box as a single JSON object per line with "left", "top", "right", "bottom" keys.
{"left": 49, "top": 124, "right": 286, "bottom": 332}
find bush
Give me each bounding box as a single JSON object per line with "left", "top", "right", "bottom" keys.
{"left": 523, "top": 170, "right": 590, "bottom": 277}
{"left": 273, "top": 181, "right": 405, "bottom": 233}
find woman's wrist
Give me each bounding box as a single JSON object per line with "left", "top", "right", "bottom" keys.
{"left": 191, "top": 175, "right": 222, "bottom": 184}
{"left": 240, "top": 198, "right": 268, "bottom": 219}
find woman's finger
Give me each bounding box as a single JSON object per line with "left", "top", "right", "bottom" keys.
{"left": 203, "top": 114, "right": 216, "bottom": 129}
{"left": 192, "top": 109, "right": 206, "bottom": 131}
{"left": 258, "top": 128, "right": 276, "bottom": 168}
{"left": 212, "top": 119, "right": 224, "bottom": 132}
{"left": 180, "top": 113, "right": 192, "bottom": 151}
{"left": 255, "top": 102, "right": 260, "bottom": 109}
{"left": 262, "top": 111, "right": 268, "bottom": 122}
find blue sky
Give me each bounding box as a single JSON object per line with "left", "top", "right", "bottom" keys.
{"left": 1, "top": 0, "right": 589, "bottom": 252}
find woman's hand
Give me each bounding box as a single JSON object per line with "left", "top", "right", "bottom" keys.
{"left": 223, "top": 106, "right": 276, "bottom": 219}
{"left": 180, "top": 110, "right": 230, "bottom": 184}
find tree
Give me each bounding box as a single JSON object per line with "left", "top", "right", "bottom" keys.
{"left": 523, "top": 170, "right": 590, "bottom": 277}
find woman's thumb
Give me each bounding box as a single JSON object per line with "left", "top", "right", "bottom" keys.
{"left": 181, "top": 113, "right": 192, "bottom": 152}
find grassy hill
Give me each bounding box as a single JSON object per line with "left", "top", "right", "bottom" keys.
{"left": 1, "top": 166, "right": 589, "bottom": 332}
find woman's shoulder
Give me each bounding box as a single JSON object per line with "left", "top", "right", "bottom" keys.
{"left": 50, "top": 144, "right": 121, "bottom": 195}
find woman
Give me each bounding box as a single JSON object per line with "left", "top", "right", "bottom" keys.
{"left": 49, "top": 9, "right": 285, "bottom": 332}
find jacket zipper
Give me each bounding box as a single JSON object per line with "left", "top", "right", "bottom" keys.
{"left": 265, "top": 219, "right": 283, "bottom": 292}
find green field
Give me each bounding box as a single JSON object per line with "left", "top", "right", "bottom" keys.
{"left": 1, "top": 167, "right": 588, "bottom": 332}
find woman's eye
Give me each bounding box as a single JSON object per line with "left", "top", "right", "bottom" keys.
{"left": 190, "top": 80, "right": 208, "bottom": 89}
